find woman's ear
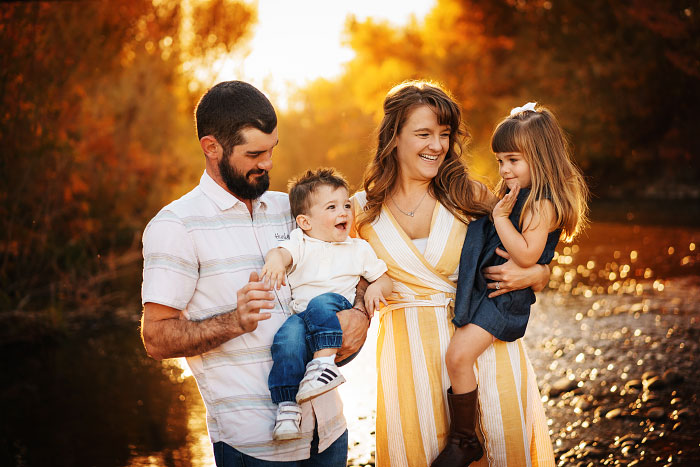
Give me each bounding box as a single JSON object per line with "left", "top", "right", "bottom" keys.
{"left": 296, "top": 214, "right": 311, "bottom": 231}
{"left": 200, "top": 135, "right": 222, "bottom": 162}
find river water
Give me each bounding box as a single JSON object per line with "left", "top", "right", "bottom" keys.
{"left": 2, "top": 221, "right": 698, "bottom": 466}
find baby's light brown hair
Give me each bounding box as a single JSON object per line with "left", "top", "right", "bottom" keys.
{"left": 288, "top": 167, "right": 350, "bottom": 219}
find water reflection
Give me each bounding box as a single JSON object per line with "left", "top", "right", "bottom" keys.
{"left": 125, "top": 359, "right": 213, "bottom": 467}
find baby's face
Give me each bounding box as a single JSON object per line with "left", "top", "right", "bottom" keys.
{"left": 301, "top": 185, "right": 353, "bottom": 243}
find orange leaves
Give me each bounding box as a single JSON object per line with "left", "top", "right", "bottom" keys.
{"left": 0, "top": 0, "right": 255, "bottom": 311}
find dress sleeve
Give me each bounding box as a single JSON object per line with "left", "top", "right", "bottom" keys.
{"left": 141, "top": 212, "right": 198, "bottom": 310}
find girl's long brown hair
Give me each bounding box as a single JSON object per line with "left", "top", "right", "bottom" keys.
{"left": 357, "top": 80, "right": 492, "bottom": 231}
{"left": 491, "top": 105, "right": 590, "bottom": 242}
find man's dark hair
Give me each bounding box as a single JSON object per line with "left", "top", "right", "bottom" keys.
{"left": 288, "top": 168, "right": 350, "bottom": 218}
{"left": 195, "top": 81, "right": 277, "bottom": 156}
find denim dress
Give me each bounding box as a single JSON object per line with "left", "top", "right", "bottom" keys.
{"left": 452, "top": 188, "right": 561, "bottom": 342}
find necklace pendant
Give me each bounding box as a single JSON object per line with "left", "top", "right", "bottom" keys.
{"left": 408, "top": 212, "right": 414, "bottom": 217}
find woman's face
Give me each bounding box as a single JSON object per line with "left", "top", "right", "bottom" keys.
{"left": 394, "top": 105, "right": 450, "bottom": 182}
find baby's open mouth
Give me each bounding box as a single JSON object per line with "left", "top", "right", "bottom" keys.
{"left": 335, "top": 222, "right": 347, "bottom": 230}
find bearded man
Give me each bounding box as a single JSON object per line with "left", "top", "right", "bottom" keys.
{"left": 140, "top": 81, "right": 369, "bottom": 466}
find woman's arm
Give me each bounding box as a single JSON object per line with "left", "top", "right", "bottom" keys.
{"left": 481, "top": 248, "right": 550, "bottom": 298}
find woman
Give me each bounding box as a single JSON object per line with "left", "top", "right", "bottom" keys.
{"left": 353, "top": 81, "right": 555, "bottom": 467}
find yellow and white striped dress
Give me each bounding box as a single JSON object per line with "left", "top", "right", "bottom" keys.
{"left": 354, "top": 192, "right": 555, "bottom": 467}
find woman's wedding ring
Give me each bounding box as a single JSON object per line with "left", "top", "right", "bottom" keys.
{"left": 496, "top": 281, "right": 501, "bottom": 290}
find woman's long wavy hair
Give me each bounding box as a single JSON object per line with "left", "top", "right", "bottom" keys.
{"left": 491, "top": 105, "right": 590, "bottom": 242}
{"left": 356, "top": 80, "right": 492, "bottom": 231}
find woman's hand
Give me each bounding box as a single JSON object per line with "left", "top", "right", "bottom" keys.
{"left": 482, "top": 248, "right": 550, "bottom": 297}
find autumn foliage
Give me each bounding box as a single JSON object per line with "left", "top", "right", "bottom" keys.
{"left": 275, "top": 0, "right": 700, "bottom": 198}
{"left": 0, "top": 0, "right": 254, "bottom": 318}
{"left": 1, "top": 0, "right": 698, "bottom": 322}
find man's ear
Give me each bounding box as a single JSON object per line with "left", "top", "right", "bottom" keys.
{"left": 200, "top": 135, "right": 222, "bottom": 162}
{"left": 296, "top": 214, "right": 311, "bottom": 231}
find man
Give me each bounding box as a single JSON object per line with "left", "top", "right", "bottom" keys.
{"left": 140, "top": 81, "right": 369, "bottom": 466}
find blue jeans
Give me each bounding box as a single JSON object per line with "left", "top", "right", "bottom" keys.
{"left": 269, "top": 293, "right": 354, "bottom": 404}
{"left": 213, "top": 429, "right": 348, "bottom": 466}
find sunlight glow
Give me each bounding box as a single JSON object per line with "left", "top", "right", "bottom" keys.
{"left": 203, "top": 0, "right": 436, "bottom": 107}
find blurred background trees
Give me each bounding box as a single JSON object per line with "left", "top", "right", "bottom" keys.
{"left": 0, "top": 0, "right": 254, "bottom": 324}
{"left": 275, "top": 0, "right": 700, "bottom": 197}
{"left": 1, "top": 0, "right": 698, "bottom": 327}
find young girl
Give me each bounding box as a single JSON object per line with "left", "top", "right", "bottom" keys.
{"left": 432, "top": 103, "right": 589, "bottom": 467}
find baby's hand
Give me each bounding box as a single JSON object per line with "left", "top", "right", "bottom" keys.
{"left": 364, "top": 282, "right": 388, "bottom": 317}
{"left": 493, "top": 184, "right": 520, "bottom": 219}
{"left": 260, "top": 260, "right": 286, "bottom": 290}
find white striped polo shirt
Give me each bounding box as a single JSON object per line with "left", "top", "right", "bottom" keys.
{"left": 142, "top": 171, "right": 347, "bottom": 461}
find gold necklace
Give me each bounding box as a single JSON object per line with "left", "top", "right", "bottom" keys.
{"left": 391, "top": 190, "right": 429, "bottom": 217}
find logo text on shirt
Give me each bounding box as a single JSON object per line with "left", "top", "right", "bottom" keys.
{"left": 275, "top": 232, "right": 290, "bottom": 241}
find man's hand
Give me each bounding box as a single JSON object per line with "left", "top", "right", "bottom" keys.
{"left": 335, "top": 307, "right": 370, "bottom": 363}
{"left": 235, "top": 271, "right": 275, "bottom": 332}
{"left": 482, "top": 248, "right": 549, "bottom": 297}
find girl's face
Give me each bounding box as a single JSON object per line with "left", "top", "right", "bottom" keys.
{"left": 496, "top": 152, "right": 531, "bottom": 190}
{"left": 394, "top": 105, "right": 450, "bottom": 182}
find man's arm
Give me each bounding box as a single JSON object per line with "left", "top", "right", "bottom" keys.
{"left": 335, "top": 277, "right": 371, "bottom": 362}
{"left": 482, "top": 248, "right": 550, "bottom": 298}
{"left": 141, "top": 272, "right": 274, "bottom": 360}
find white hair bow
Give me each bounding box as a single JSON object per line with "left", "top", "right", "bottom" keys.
{"left": 510, "top": 102, "right": 537, "bottom": 117}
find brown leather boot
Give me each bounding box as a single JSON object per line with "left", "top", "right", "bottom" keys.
{"left": 431, "top": 387, "right": 483, "bottom": 467}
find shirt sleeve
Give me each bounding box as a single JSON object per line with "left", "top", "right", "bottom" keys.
{"left": 277, "top": 227, "right": 304, "bottom": 269}
{"left": 356, "top": 239, "right": 388, "bottom": 283}
{"left": 141, "top": 212, "right": 198, "bottom": 310}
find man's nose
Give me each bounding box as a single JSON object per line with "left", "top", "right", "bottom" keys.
{"left": 259, "top": 152, "right": 273, "bottom": 171}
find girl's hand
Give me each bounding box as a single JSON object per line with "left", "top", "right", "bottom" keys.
{"left": 493, "top": 184, "right": 519, "bottom": 219}
{"left": 364, "top": 282, "right": 388, "bottom": 316}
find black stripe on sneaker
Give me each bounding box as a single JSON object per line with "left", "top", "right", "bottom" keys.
{"left": 317, "top": 375, "right": 332, "bottom": 383}
{"left": 323, "top": 369, "right": 338, "bottom": 378}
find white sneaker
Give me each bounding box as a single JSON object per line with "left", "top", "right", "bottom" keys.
{"left": 296, "top": 360, "right": 346, "bottom": 403}
{"left": 272, "top": 402, "right": 302, "bottom": 440}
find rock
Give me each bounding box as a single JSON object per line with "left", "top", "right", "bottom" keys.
{"left": 583, "top": 446, "right": 606, "bottom": 458}
{"left": 549, "top": 377, "right": 579, "bottom": 397}
{"left": 559, "top": 448, "right": 577, "bottom": 460}
{"left": 646, "top": 407, "right": 665, "bottom": 420}
{"left": 621, "top": 444, "right": 636, "bottom": 456}
{"left": 643, "top": 375, "right": 665, "bottom": 391}
{"left": 662, "top": 369, "right": 684, "bottom": 384}
{"left": 617, "top": 433, "right": 642, "bottom": 445}
{"left": 605, "top": 408, "right": 623, "bottom": 419}
{"left": 624, "top": 379, "right": 643, "bottom": 390}
{"left": 575, "top": 396, "right": 593, "bottom": 411}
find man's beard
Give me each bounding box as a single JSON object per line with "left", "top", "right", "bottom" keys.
{"left": 219, "top": 155, "right": 270, "bottom": 200}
